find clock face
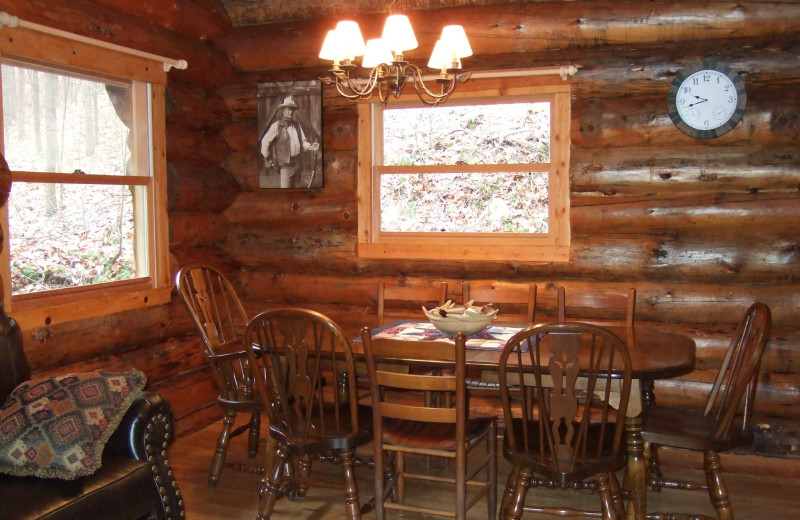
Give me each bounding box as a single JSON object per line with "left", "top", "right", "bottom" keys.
{"left": 667, "top": 60, "right": 747, "bottom": 139}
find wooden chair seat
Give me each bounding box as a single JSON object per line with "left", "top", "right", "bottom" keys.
{"left": 640, "top": 405, "right": 752, "bottom": 453}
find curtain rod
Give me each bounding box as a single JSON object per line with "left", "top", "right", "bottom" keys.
{"left": 0, "top": 11, "right": 188, "bottom": 72}
{"left": 414, "top": 65, "right": 578, "bottom": 84}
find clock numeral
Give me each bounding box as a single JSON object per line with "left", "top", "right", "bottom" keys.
{"left": 727, "top": 95, "right": 736, "bottom": 104}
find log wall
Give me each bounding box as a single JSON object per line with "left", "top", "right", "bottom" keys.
{"left": 0, "top": 1, "right": 797, "bottom": 441}
{"left": 0, "top": 0, "right": 239, "bottom": 436}
{"left": 217, "top": 2, "right": 800, "bottom": 430}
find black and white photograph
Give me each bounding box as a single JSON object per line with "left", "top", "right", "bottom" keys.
{"left": 257, "top": 80, "right": 322, "bottom": 189}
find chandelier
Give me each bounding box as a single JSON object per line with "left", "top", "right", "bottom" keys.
{"left": 319, "top": 13, "right": 472, "bottom": 105}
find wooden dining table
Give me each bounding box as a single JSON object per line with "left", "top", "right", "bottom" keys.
{"left": 333, "top": 312, "right": 696, "bottom": 520}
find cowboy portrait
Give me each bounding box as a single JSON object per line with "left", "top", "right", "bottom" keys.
{"left": 257, "top": 81, "right": 322, "bottom": 188}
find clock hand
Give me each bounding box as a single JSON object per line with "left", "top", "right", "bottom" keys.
{"left": 687, "top": 95, "right": 708, "bottom": 107}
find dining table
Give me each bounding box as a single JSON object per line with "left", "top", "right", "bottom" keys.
{"left": 333, "top": 312, "right": 696, "bottom": 520}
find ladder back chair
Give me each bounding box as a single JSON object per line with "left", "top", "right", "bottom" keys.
{"left": 638, "top": 302, "right": 771, "bottom": 520}
{"left": 461, "top": 282, "right": 538, "bottom": 397}
{"left": 361, "top": 329, "right": 498, "bottom": 520}
{"left": 462, "top": 281, "right": 538, "bottom": 324}
{"left": 378, "top": 280, "right": 448, "bottom": 324}
{"left": 556, "top": 285, "right": 636, "bottom": 349}
{"left": 176, "top": 264, "right": 262, "bottom": 487}
{"left": 245, "top": 308, "right": 370, "bottom": 520}
{"left": 498, "top": 322, "right": 632, "bottom": 520}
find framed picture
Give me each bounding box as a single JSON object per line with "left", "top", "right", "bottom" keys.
{"left": 257, "top": 80, "right": 322, "bottom": 189}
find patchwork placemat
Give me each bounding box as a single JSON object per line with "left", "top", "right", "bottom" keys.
{"left": 371, "top": 320, "right": 525, "bottom": 351}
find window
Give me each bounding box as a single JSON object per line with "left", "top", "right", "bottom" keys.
{"left": 357, "top": 76, "right": 571, "bottom": 262}
{"left": 0, "top": 24, "right": 171, "bottom": 327}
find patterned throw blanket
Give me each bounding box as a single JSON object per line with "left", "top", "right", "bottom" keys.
{"left": 370, "top": 320, "right": 526, "bottom": 351}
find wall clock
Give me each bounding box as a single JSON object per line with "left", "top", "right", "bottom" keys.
{"left": 667, "top": 59, "right": 747, "bottom": 139}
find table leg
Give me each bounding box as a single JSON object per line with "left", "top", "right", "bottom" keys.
{"left": 625, "top": 415, "right": 646, "bottom": 520}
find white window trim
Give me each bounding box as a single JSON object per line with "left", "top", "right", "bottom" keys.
{"left": 357, "top": 76, "right": 571, "bottom": 262}
{"left": 0, "top": 21, "right": 172, "bottom": 328}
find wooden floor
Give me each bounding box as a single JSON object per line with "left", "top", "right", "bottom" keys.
{"left": 171, "top": 418, "right": 800, "bottom": 520}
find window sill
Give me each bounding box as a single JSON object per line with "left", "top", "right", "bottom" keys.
{"left": 7, "top": 280, "right": 172, "bottom": 329}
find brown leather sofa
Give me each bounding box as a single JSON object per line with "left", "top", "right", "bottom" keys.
{"left": 0, "top": 305, "right": 184, "bottom": 520}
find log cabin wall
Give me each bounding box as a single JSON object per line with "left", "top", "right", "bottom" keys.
{"left": 0, "top": 0, "right": 239, "bottom": 435}
{"left": 0, "top": 0, "right": 796, "bottom": 444}
{"left": 216, "top": 2, "right": 800, "bottom": 433}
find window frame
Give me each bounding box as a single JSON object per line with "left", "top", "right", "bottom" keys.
{"left": 357, "top": 75, "right": 571, "bottom": 262}
{"left": 0, "top": 24, "right": 171, "bottom": 328}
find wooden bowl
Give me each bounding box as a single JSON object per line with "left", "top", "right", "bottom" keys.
{"left": 423, "top": 306, "right": 498, "bottom": 336}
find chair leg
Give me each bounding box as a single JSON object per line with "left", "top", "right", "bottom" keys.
{"left": 209, "top": 409, "right": 236, "bottom": 487}
{"left": 258, "top": 443, "right": 289, "bottom": 520}
{"left": 295, "top": 455, "right": 312, "bottom": 498}
{"left": 648, "top": 443, "right": 664, "bottom": 491}
{"left": 597, "top": 472, "right": 619, "bottom": 520}
{"left": 608, "top": 471, "right": 625, "bottom": 518}
{"left": 501, "top": 466, "right": 532, "bottom": 520}
{"left": 488, "top": 421, "right": 498, "bottom": 520}
{"left": 396, "top": 451, "right": 406, "bottom": 507}
{"left": 705, "top": 450, "right": 733, "bottom": 520}
{"left": 500, "top": 465, "right": 520, "bottom": 519}
{"left": 248, "top": 411, "right": 261, "bottom": 459}
{"left": 340, "top": 449, "right": 362, "bottom": 520}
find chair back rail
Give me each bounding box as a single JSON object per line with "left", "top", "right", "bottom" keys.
{"left": 462, "top": 281, "right": 537, "bottom": 323}
{"left": 378, "top": 280, "right": 448, "bottom": 318}
{"left": 557, "top": 286, "right": 636, "bottom": 349}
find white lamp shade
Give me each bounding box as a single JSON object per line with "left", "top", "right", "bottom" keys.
{"left": 427, "top": 39, "right": 461, "bottom": 70}
{"left": 319, "top": 30, "right": 345, "bottom": 61}
{"left": 335, "top": 20, "right": 366, "bottom": 59}
{"left": 362, "top": 38, "right": 394, "bottom": 67}
{"left": 382, "top": 14, "right": 418, "bottom": 54}
{"left": 440, "top": 25, "right": 472, "bottom": 58}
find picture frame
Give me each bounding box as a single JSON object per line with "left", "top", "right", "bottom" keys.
{"left": 257, "top": 80, "right": 322, "bottom": 189}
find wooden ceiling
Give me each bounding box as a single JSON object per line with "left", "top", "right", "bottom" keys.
{"left": 218, "top": 0, "right": 533, "bottom": 26}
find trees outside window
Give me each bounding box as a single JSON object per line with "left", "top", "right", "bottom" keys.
{"left": 0, "top": 24, "right": 171, "bottom": 327}
{"left": 357, "top": 79, "right": 571, "bottom": 262}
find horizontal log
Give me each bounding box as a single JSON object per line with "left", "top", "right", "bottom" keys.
{"left": 170, "top": 211, "right": 231, "bottom": 247}
{"left": 571, "top": 145, "right": 800, "bottom": 196}
{"left": 149, "top": 365, "right": 219, "bottom": 428}
{"left": 167, "top": 162, "right": 239, "bottom": 213}
{"left": 655, "top": 372, "right": 800, "bottom": 420}
{"left": 166, "top": 123, "right": 231, "bottom": 166}
{"left": 89, "top": 0, "right": 232, "bottom": 42}
{"left": 171, "top": 244, "right": 240, "bottom": 275}
{"left": 572, "top": 86, "right": 800, "bottom": 150}
{"left": 33, "top": 332, "right": 208, "bottom": 386}
{"left": 571, "top": 193, "right": 800, "bottom": 236}
{"left": 166, "top": 79, "right": 231, "bottom": 133}
{"left": 22, "top": 303, "right": 173, "bottom": 372}
{"left": 218, "top": 2, "right": 800, "bottom": 72}
{"left": 224, "top": 190, "right": 358, "bottom": 227}
{"left": 0, "top": 0, "right": 234, "bottom": 90}
{"left": 221, "top": 120, "right": 258, "bottom": 152}
{"left": 236, "top": 272, "right": 800, "bottom": 326}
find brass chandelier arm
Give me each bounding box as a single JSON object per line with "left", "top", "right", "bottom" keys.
{"left": 401, "top": 62, "right": 457, "bottom": 106}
